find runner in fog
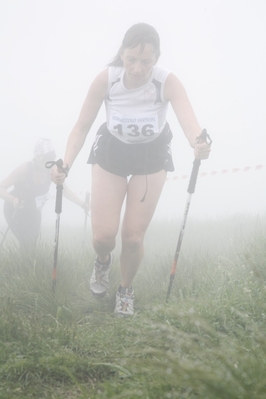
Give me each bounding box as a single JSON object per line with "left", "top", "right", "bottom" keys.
{"left": 0, "top": 138, "right": 90, "bottom": 252}
{"left": 51, "top": 23, "right": 211, "bottom": 317}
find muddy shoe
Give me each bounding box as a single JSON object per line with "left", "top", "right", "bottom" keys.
{"left": 90, "top": 254, "right": 113, "bottom": 297}
{"left": 114, "top": 286, "right": 135, "bottom": 317}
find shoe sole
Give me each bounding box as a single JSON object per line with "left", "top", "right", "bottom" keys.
{"left": 114, "top": 312, "right": 133, "bottom": 318}
{"left": 90, "top": 289, "right": 108, "bottom": 298}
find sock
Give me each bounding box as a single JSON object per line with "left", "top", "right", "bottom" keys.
{"left": 118, "top": 285, "right": 133, "bottom": 295}
{"left": 97, "top": 254, "right": 110, "bottom": 266}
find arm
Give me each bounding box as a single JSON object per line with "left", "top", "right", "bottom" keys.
{"left": 63, "top": 184, "right": 90, "bottom": 213}
{"left": 65, "top": 69, "right": 108, "bottom": 168}
{"left": 164, "top": 73, "right": 211, "bottom": 159}
{"left": 0, "top": 163, "right": 28, "bottom": 207}
{"left": 51, "top": 68, "right": 108, "bottom": 185}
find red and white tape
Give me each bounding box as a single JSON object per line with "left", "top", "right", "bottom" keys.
{"left": 166, "top": 164, "right": 264, "bottom": 181}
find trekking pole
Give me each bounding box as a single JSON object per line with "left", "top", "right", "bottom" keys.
{"left": 82, "top": 191, "right": 90, "bottom": 252}
{"left": 0, "top": 226, "right": 10, "bottom": 249}
{"left": 0, "top": 207, "right": 19, "bottom": 250}
{"left": 166, "top": 129, "right": 212, "bottom": 302}
{"left": 46, "top": 159, "right": 66, "bottom": 294}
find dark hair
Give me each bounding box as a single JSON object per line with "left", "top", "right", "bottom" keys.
{"left": 108, "top": 23, "right": 160, "bottom": 66}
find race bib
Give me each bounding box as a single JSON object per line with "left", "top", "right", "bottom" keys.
{"left": 35, "top": 193, "right": 50, "bottom": 210}
{"left": 109, "top": 112, "right": 159, "bottom": 143}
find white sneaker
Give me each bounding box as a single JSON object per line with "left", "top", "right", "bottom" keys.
{"left": 90, "top": 254, "right": 113, "bottom": 297}
{"left": 114, "top": 286, "right": 135, "bottom": 317}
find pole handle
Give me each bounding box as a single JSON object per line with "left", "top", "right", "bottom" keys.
{"left": 45, "top": 158, "right": 69, "bottom": 176}
{"left": 187, "top": 129, "right": 212, "bottom": 194}
{"left": 55, "top": 185, "right": 63, "bottom": 214}
{"left": 187, "top": 159, "right": 201, "bottom": 194}
{"left": 46, "top": 159, "right": 64, "bottom": 214}
{"left": 54, "top": 159, "right": 63, "bottom": 214}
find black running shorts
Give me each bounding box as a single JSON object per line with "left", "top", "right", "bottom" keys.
{"left": 87, "top": 122, "right": 175, "bottom": 177}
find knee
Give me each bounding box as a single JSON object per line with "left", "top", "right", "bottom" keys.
{"left": 93, "top": 231, "right": 116, "bottom": 249}
{"left": 121, "top": 230, "right": 144, "bottom": 251}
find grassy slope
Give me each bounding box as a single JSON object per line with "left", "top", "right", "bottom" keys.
{"left": 0, "top": 215, "right": 266, "bottom": 398}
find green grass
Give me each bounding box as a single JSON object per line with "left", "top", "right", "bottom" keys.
{"left": 0, "top": 214, "right": 266, "bottom": 398}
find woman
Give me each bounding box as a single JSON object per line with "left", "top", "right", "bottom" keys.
{"left": 0, "top": 138, "right": 89, "bottom": 251}
{"left": 51, "top": 23, "right": 211, "bottom": 317}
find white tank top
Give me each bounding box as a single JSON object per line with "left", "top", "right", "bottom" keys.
{"left": 105, "top": 65, "right": 171, "bottom": 144}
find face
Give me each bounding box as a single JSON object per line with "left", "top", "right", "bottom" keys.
{"left": 120, "top": 43, "right": 157, "bottom": 88}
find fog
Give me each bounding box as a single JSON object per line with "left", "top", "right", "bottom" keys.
{"left": 0, "top": 0, "right": 265, "bottom": 234}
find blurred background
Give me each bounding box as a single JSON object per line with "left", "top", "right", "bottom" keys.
{"left": 0, "top": 0, "right": 265, "bottom": 233}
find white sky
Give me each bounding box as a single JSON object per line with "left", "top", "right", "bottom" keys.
{"left": 0, "top": 0, "right": 265, "bottom": 226}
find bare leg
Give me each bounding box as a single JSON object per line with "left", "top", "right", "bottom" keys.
{"left": 91, "top": 164, "right": 127, "bottom": 263}
{"left": 120, "top": 170, "right": 167, "bottom": 288}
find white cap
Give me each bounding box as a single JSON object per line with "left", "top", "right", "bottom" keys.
{"left": 34, "top": 138, "right": 55, "bottom": 157}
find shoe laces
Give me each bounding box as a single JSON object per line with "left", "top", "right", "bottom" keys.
{"left": 118, "top": 289, "right": 134, "bottom": 311}
{"left": 94, "top": 256, "right": 111, "bottom": 282}
{"left": 120, "top": 295, "right": 129, "bottom": 312}
{"left": 94, "top": 264, "right": 108, "bottom": 283}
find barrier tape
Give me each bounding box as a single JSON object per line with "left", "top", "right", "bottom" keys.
{"left": 166, "top": 164, "right": 264, "bottom": 181}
